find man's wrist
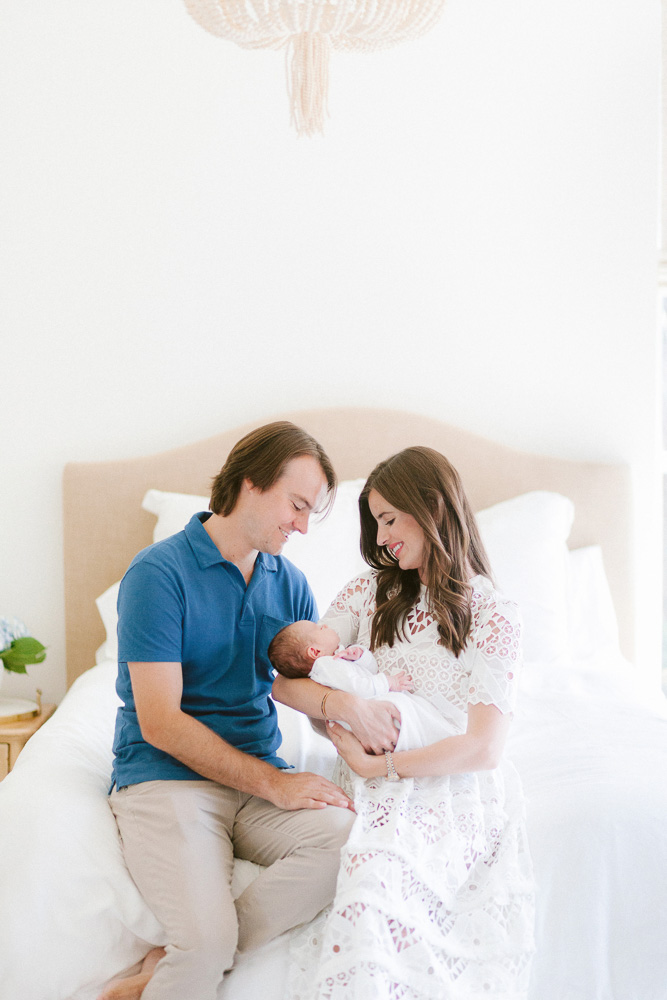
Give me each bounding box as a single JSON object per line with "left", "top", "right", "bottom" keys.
{"left": 325, "top": 689, "right": 355, "bottom": 723}
{"left": 253, "top": 759, "right": 290, "bottom": 803}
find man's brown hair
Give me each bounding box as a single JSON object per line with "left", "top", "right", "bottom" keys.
{"left": 210, "top": 421, "right": 336, "bottom": 517}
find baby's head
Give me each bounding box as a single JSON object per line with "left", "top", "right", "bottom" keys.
{"left": 269, "top": 620, "right": 340, "bottom": 679}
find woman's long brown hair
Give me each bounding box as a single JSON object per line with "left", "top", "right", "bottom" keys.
{"left": 359, "top": 447, "right": 492, "bottom": 657}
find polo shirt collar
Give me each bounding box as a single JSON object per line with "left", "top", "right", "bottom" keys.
{"left": 259, "top": 552, "right": 278, "bottom": 573}
{"left": 185, "top": 513, "right": 278, "bottom": 573}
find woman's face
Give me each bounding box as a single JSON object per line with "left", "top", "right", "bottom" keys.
{"left": 368, "top": 489, "right": 427, "bottom": 580}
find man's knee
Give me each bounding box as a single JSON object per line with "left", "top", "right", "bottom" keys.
{"left": 304, "top": 804, "right": 355, "bottom": 862}
{"left": 326, "top": 804, "right": 356, "bottom": 849}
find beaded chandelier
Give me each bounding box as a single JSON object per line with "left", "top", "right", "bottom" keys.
{"left": 183, "top": 0, "right": 446, "bottom": 136}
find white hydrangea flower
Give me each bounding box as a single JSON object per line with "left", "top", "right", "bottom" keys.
{"left": 0, "top": 617, "right": 28, "bottom": 653}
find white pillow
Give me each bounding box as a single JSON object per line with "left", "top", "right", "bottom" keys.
{"left": 0, "top": 663, "right": 164, "bottom": 1000}
{"left": 282, "top": 478, "right": 367, "bottom": 614}
{"left": 476, "top": 491, "right": 574, "bottom": 664}
{"left": 142, "top": 488, "right": 209, "bottom": 543}
{"left": 566, "top": 545, "right": 620, "bottom": 660}
{"left": 94, "top": 492, "right": 210, "bottom": 662}
{"left": 95, "top": 579, "right": 120, "bottom": 663}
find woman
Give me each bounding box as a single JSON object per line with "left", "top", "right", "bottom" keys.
{"left": 273, "top": 446, "right": 535, "bottom": 1000}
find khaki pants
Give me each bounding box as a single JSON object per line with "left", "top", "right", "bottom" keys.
{"left": 110, "top": 779, "right": 354, "bottom": 1000}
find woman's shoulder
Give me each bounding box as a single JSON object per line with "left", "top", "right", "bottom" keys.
{"left": 335, "top": 570, "right": 377, "bottom": 602}
{"left": 469, "top": 574, "right": 522, "bottom": 627}
{"left": 323, "top": 570, "right": 377, "bottom": 621}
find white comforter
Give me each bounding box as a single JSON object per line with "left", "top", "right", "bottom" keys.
{"left": 1, "top": 657, "right": 666, "bottom": 1000}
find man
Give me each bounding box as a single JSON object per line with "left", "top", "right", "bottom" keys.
{"left": 103, "top": 422, "right": 357, "bottom": 1000}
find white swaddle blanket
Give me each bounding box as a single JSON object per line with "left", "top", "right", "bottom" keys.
{"left": 310, "top": 649, "right": 465, "bottom": 750}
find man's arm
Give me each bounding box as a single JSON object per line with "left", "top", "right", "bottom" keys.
{"left": 130, "top": 662, "right": 353, "bottom": 811}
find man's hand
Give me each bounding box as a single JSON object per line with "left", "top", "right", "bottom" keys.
{"left": 271, "top": 676, "right": 401, "bottom": 758}
{"left": 266, "top": 770, "right": 354, "bottom": 812}
{"left": 343, "top": 697, "right": 401, "bottom": 755}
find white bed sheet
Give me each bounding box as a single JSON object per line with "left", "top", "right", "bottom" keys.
{"left": 2, "top": 657, "right": 667, "bottom": 1000}
{"left": 510, "top": 659, "right": 667, "bottom": 1000}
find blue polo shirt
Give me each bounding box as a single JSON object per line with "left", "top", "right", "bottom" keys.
{"left": 111, "top": 513, "right": 317, "bottom": 789}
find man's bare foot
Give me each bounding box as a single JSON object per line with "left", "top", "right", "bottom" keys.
{"left": 97, "top": 948, "right": 166, "bottom": 1000}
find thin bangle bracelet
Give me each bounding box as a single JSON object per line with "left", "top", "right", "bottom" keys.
{"left": 321, "top": 690, "right": 333, "bottom": 720}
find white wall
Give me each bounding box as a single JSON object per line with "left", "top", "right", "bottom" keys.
{"left": 0, "top": 0, "right": 661, "bottom": 702}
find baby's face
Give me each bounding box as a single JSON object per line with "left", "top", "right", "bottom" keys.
{"left": 302, "top": 621, "right": 340, "bottom": 657}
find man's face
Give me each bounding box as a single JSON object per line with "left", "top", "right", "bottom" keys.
{"left": 244, "top": 455, "right": 329, "bottom": 556}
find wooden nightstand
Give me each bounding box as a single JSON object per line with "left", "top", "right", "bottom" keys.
{"left": 0, "top": 703, "right": 56, "bottom": 781}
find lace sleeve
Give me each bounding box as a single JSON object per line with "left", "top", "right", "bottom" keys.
{"left": 319, "top": 573, "right": 375, "bottom": 649}
{"left": 467, "top": 594, "right": 523, "bottom": 715}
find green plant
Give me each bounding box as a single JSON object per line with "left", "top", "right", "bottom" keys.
{"left": 0, "top": 618, "right": 46, "bottom": 674}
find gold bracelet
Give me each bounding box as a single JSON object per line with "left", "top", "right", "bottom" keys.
{"left": 321, "top": 690, "right": 333, "bottom": 720}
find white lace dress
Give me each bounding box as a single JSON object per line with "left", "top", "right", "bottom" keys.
{"left": 288, "top": 572, "right": 535, "bottom": 1000}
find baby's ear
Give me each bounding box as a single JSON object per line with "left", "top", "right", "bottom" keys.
{"left": 305, "top": 644, "right": 320, "bottom": 661}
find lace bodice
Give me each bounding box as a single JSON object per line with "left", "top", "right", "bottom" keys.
{"left": 322, "top": 572, "right": 522, "bottom": 724}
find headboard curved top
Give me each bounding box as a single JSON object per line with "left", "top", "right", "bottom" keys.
{"left": 63, "top": 407, "right": 632, "bottom": 686}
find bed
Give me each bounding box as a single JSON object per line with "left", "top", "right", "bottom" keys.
{"left": 2, "top": 407, "right": 667, "bottom": 1000}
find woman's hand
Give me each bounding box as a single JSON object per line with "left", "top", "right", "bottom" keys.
{"left": 327, "top": 722, "right": 386, "bottom": 779}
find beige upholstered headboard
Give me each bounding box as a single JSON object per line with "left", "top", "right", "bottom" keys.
{"left": 63, "top": 408, "right": 633, "bottom": 687}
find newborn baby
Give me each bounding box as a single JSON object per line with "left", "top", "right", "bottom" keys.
{"left": 268, "top": 620, "right": 412, "bottom": 695}
{"left": 269, "top": 621, "right": 460, "bottom": 753}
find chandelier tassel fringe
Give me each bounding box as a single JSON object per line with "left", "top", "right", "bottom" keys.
{"left": 184, "top": 0, "right": 447, "bottom": 135}
{"left": 286, "top": 33, "right": 330, "bottom": 138}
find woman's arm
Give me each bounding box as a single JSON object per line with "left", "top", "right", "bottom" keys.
{"left": 272, "top": 674, "right": 401, "bottom": 756}
{"left": 326, "top": 701, "right": 512, "bottom": 779}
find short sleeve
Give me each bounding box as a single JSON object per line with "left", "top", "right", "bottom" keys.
{"left": 467, "top": 596, "right": 523, "bottom": 715}
{"left": 117, "top": 559, "right": 184, "bottom": 663}
{"left": 319, "top": 573, "right": 375, "bottom": 648}
{"left": 299, "top": 583, "right": 318, "bottom": 625}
